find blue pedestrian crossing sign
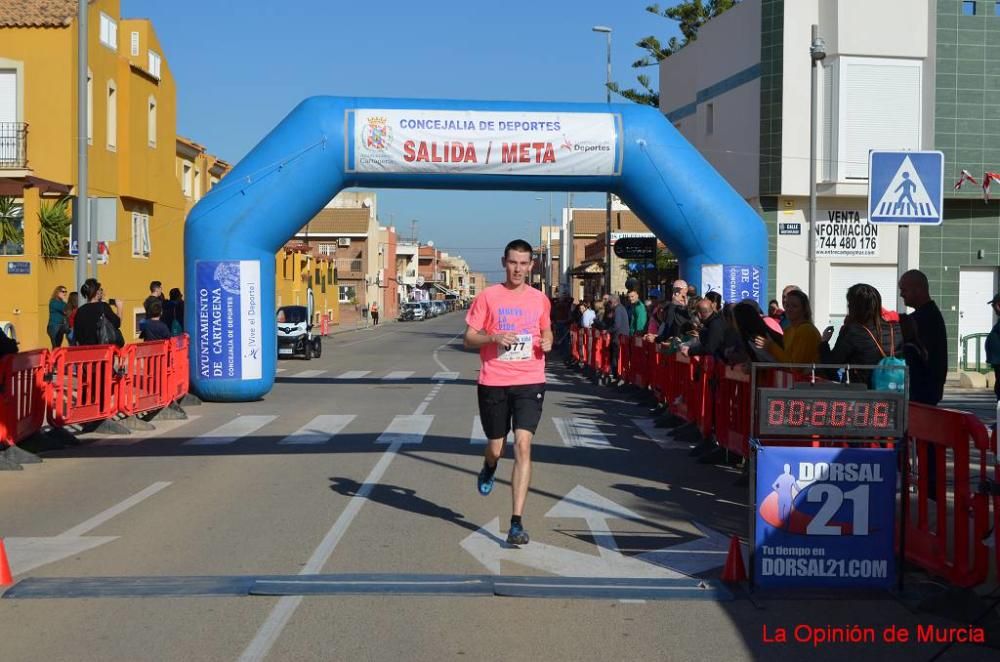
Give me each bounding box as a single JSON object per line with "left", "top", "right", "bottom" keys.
{"left": 868, "top": 150, "right": 944, "bottom": 225}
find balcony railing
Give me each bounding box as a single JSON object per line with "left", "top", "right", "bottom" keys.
{"left": 0, "top": 122, "right": 28, "bottom": 169}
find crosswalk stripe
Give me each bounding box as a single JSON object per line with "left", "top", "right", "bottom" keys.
{"left": 279, "top": 415, "right": 356, "bottom": 445}
{"left": 553, "top": 417, "right": 614, "bottom": 449}
{"left": 290, "top": 369, "right": 325, "bottom": 379}
{"left": 335, "top": 371, "right": 371, "bottom": 379}
{"left": 433, "top": 371, "right": 460, "bottom": 381}
{"left": 376, "top": 415, "right": 433, "bottom": 444}
{"left": 183, "top": 415, "right": 277, "bottom": 446}
{"left": 470, "top": 415, "right": 487, "bottom": 445}
{"left": 382, "top": 371, "right": 414, "bottom": 381}
{"left": 276, "top": 368, "right": 287, "bottom": 373}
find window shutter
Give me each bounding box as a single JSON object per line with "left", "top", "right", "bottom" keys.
{"left": 131, "top": 212, "right": 140, "bottom": 255}
{"left": 131, "top": 32, "right": 139, "bottom": 56}
{"left": 142, "top": 214, "right": 151, "bottom": 255}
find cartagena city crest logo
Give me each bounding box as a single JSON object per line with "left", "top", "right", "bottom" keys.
{"left": 363, "top": 116, "right": 392, "bottom": 151}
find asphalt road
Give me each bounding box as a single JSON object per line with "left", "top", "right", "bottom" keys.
{"left": 0, "top": 313, "right": 995, "bottom": 662}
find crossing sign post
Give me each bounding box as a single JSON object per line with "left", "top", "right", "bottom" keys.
{"left": 867, "top": 150, "right": 945, "bottom": 313}
{"left": 868, "top": 150, "right": 944, "bottom": 225}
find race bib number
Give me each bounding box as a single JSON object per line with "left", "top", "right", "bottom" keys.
{"left": 498, "top": 334, "right": 533, "bottom": 361}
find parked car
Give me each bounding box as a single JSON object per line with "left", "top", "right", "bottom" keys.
{"left": 400, "top": 302, "right": 426, "bottom": 321}
{"left": 421, "top": 301, "right": 437, "bottom": 318}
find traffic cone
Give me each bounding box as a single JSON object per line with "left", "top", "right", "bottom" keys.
{"left": 0, "top": 537, "right": 12, "bottom": 587}
{"left": 721, "top": 534, "right": 747, "bottom": 583}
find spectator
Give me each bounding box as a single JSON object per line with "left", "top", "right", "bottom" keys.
{"left": 0, "top": 326, "right": 17, "bottom": 357}
{"left": 779, "top": 284, "right": 802, "bottom": 329}
{"left": 580, "top": 301, "right": 596, "bottom": 329}
{"left": 140, "top": 300, "right": 171, "bottom": 341}
{"left": 46, "top": 285, "right": 69, "bottom": 348}
{"left": 144, "top": 280, "right": 164, "bottom": 314}
{"left": 65, "top": 291, "right": 80, "bottom": 345}
{"left": 608, "top": 294, "right": 630, "bottom": 385}
{"left": 599, "top": 299, "right": 615, "bottom": 331}
{"left": 73, "top": 278, "right": 123, "bottom": 347}
{"left": 821, "top": 283, "right": 902, "bottom": 384}
{"left": 682, "top": 298, "right": 726, "bottom": 358}
{"left": 628, "top": 290, "right": 647, "bottom": 336}
{"left": 898, "top": 270, "right": 947, "bottom": 406}
{"left": 646, "top": 303, "right": 663, "bottom": 337}
{"left": 571, "top": 300, "right": 584, "bottom": 327}
{"left": 768, "top": 299, "right": 782, "bottom": 319}
{"left": 371, "top": 302, "right": 380, "bottom": 326}
{"left": 163, "top": 288, "right": 185, "bottom": 335}
{"left": 646, "top": 279, "right": 690, "bottom": 344}
{"left": 754, "top": 289, "right": 820, "bottom": 364}
{"left": 731, "top": 300, "right": 783, "bottom": 364}
{"left": 686, "top": 284, "right": 697, "bottom": 300}
{"left": 705, "top": 291, "right": 722, "bottom": 312}
{"left": 986, "top": 294, "right": 1000, "bottom": 402}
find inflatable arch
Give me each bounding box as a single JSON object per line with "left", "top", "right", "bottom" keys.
{"left": 184, "top": 97, "right": 767, "bottom": 402}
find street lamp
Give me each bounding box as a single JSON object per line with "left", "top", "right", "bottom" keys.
{"left": 593, "top": 25, "right": 613, "bottom": 296}
{"left": 808, "top": 25, "right": 826, "bottom": 302}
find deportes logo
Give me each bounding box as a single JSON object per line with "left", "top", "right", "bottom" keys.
{"left": 362, "top": 116, "right": 392, "bottom": 151}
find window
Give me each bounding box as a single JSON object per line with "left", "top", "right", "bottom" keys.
{"left": 147, "top": 96, "right": 157, "bottom": 147}
{"left": 0, "top": 199, "right": 24, "bottom": 255}
{"left": 86, "top": 70, "right": 93, "bottom": 145}
{"left": 133, "top": 309, "right": 146, "bottom": 340}
{"left": 99, "top": 13, "right": 118, "bottom": 50}
{"left": 339, "top": 285, "right": 356, "bottom": 303}
{"left": 131, "top": 212, "right": 151, "bottom": 257}
{"left": 318, "top": 243, "right": 337, "bottom": 255}
{"left": 182, "top": 163, "right": 192, "bottom": 196}
{"left": 706, "top": 103, "right": 714, "bottom": 135}
{"left": 963, "top": 1, "right": 976, "bottom": 15}
{"left": 106, "top": 81, "right": 117, "bottom": 151}
{"left": 148, "top": 50, "right": 161, "bottom": 79}
{"left": 130, "top": 31, "right": 139, "bottom": 56}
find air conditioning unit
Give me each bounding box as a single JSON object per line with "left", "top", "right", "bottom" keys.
{"left": 337, "top": 238, "right": 351, "bottom": 247}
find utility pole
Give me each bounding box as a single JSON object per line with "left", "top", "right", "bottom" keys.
{"left": 75, "top": 0, "right": 89, "bottom": 289}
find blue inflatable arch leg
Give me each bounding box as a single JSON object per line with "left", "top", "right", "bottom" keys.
{"left": 185, "top": 97, "right": 767, "bottom": 402}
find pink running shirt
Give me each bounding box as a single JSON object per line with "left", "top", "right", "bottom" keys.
{"left": 465, "top": 284, "right": 552, "bottom": 386}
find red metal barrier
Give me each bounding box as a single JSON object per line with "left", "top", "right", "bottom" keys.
{"left": 903, "top": 403, "right": 991, "bottom": 588}
{"left": 0, "top": 350, "right": 49, "bottom": 446}
{"left": 119, "top": 340, "right": 171, "bottom": 416}
{"left": 631, "top": 336, "right": 648, "bottom": 388}
{"left": 166, "top": 334, "right": 190, "bottom": 402}
{"left": 570, "top": 325, "right": 580, "bottom": 363}
{"left": 593, "top": 331, "right": 610, "bottom": 376}
{"left": 713, "top": 361, "right": 752, "bottom": 457}
{"left": 47, "top": 345, "right": 121, "bottom": 427}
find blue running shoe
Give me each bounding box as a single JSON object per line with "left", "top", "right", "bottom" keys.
{"left": 506, "top": 522, "right": 530, "bottom": 546}
{"left": 477, "top": 461, "right": 497, "bottom": 496}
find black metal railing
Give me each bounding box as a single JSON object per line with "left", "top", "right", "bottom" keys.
{"left": 0, "top": 122, "right": 28, "bottom": 168}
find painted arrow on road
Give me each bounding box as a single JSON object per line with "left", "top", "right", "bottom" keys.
{"left": 544, "top": 486, "right": 648, "bottom": 562}
{"left": 460, "top": 517, "right": 684, "bottom": 579}
{"left": 637, "top": 521, "right": 740, "bottom": 576}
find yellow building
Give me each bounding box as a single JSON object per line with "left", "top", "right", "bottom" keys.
{"left": 0, "top": 0, "right": 189, "bottom": 348}
{"left": 275, "top": 245, "right": 339, "bottom": 329}
{"left": 176, "top": 135, "right": 230, "bottom": 216}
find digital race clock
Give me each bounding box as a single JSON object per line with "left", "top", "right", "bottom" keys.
{"left": 756, "top": 388, "right": 906, "bottom": 438}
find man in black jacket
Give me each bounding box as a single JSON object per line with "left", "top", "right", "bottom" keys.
{"left": 899, "top": 270, "right": 947, "bottom": 406}
{"left": 682, "top": 299, "right": 725, "bottom": 358}
{"left": 646, "top": 279, "right": 690, "bottom": 345}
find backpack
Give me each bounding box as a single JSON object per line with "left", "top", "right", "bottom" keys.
{"left": 862, "top": 324, "right": 906, "bottom": 393}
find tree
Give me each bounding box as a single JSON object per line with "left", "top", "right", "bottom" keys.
{"left": 608, "top": 0, "right": 739, "bottom": 107}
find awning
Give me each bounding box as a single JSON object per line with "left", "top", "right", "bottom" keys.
{"left": 433, "top": 283, "right": 458, "bottom": 296}
{"left": 0, "top": 176, "right": 74, "bottom": 197}
{"left": 569, "top": 261, "right": 605, "bottom": 277}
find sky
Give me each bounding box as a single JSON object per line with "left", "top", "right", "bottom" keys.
{"left": 123, "top": 0, "right": 681, "bottom": 280}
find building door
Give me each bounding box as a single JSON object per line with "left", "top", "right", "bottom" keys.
{"left": 958, "top": 267, "right": 998, "bottom": 369}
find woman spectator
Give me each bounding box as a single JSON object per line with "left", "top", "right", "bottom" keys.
{"left": 754, "top": 290, "right": 820, "bottom": 364}
{"left": 46, "top": 285, "right": 69, "bottom": 348}
{"left": 65, "top": 292, "right": 80, "bottom": 345}
{"left": 73, "top": 278, "right": 123, "bottom": 346}
{"left": 728, "top": 300, "right": 783, "bottom": 365}
{"left": 705, "top": 291, "right": 722, "bottom": 312}
{"left": 820, "top": 283, "right": 902, "bottom": 380}
{"left": 163, "top": 288, "right": 185, "bottom": 335}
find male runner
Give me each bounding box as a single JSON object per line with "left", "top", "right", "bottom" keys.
{"left": 464, "top": 239, "right": 553, "bottom": 545}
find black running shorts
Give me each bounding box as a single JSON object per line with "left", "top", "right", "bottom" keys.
{"left": 477, "top": 383, "right": 546, "bottom": 440}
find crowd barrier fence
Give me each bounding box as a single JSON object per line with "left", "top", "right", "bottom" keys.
{"left": 0, "top": 335, "right": 191, "bottom": 447}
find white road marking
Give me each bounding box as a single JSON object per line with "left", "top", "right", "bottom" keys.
{"left": 633, "top": 418, "right": 691, "bottom": 450}
{"left": 433, "top": 371, "right": 460, "bottom": 381}
{"left": 334, "top": 370, "right": 371, "bottom": 379}
{"left": 278, "top": 415, "right": 356, "bottom": 445}
{"left": 60, "top": 482, "right": 172, "bottom": 537}
{"left": 183, "top": 415, "right": 277, "bottom": 446}
{"left": 276, "top": 368, "right": 287, "bottom": 373}
{"left": 240, "top": 332, "right": 463, "bottom": 662}
{"left": 470, "top": 416, "right": 487, "bottom": 445}
{"left": 553, "top": 417, "right": 616, "bottom": 450}
{"left": 289, "top": 369, "right": 325, "bottom": 379}
{"left": 382, "top": 371, "right": 414, "bottom": 380}
{"left": 90, "top": 416, "right": 201, "bottom": 445}
{"left": 375, "top": 415, "right": 433, "bottom": 445}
